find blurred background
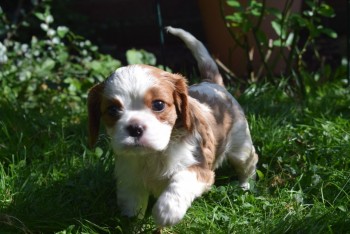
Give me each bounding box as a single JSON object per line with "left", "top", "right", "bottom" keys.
{"left": 1, "top": 0, "right": 348, "bottom": 78}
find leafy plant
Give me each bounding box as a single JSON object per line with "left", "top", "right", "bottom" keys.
{"left": 0, "top": 1, "right": 121, "bottom": 124}
{"left": 222, "top": 0, "right": 340, "bottom": 99}
{"left": 126, "top": 49, "right": 157, "bottom": 65}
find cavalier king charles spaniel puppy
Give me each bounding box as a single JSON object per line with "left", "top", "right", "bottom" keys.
{"left": 87, "top": 26, "right": 258, "bottom": 227}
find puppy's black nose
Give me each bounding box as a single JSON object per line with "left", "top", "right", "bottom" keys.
{"left": 126, "top": 124, "right": 144, "bottom": 138}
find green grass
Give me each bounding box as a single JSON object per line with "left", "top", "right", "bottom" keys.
{"left": 1, "top": 82, "right": 349, "bottom": 234}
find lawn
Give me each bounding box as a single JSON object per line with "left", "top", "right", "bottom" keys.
{"left": 1, "top": 79, "right": 349, "bottom": 233}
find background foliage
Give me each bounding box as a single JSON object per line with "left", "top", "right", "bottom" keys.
{"left": 1, "top": 2, "right": 121, "bottom": 123}
{"left": 222, "top": 0, "right": 346, "bottom": 99}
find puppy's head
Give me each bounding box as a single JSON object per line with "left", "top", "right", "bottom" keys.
{"left": 88, "top": 65, "right": 191, "bottom": 151}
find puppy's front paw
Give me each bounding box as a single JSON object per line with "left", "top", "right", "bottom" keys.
{"left": 240, "top": 181, "right": 250, "bottom": 190}
{"left": 152, "top": 193, "right": 188, "bottom": 227}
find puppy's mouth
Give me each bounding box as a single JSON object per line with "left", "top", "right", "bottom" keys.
{"left": 130, "top": 138, "right": 144, "bottom": 148}
{"left": 121, "top": 137, "right": 150, "bottom": 149}
{"left": 119, "top": 136, "right": 168, "bottom": 152}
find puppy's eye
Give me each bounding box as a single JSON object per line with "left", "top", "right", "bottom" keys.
{"left": 107, "top": 105, "right": 121, "bottom": 117}
{"left": 151, "top": 100, "right": 165, "bottom": 112}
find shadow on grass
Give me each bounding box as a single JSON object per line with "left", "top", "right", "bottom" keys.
{"left": 0, "top": 102, "right": 155, "bottom": 233}
{"left": 1, "top": 162, "right": 119, "bottom": 233}
{"left": 270, "top": 208, "right": 350, "bottom": 234}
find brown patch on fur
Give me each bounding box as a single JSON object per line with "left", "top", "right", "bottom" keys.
{"left": 188, "top": 165, "right": 215, "bottom": 185}
{"left": 100, "top": 98, "right": 123, "bottom": 127}
{"left": 144, "top": 85, "right": 177, "bottom": 126}
{"left": 189, "top": 86, "right": 244, "bottom": 160}
{"left": 187, "top": 99, "right": 217, "bottom": 169}
{"left": 145, "top": 65, "right": 191, "bottom": 131}
{"left": 87, "top": 82, "right": 105, "bottom": 148}
{"left": 171, "top": 74, "right": 191, "bottom": 131}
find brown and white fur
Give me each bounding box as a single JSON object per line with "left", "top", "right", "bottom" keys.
{"left": 87, "top": 26, "right": 258, "bottom": 227}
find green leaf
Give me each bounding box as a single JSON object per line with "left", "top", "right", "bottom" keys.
{"left": 41, "top": 58, "right": 56, "bottom": 72}
{"left": 87, "top": 60, "right": 103, "bottom": 71}
{"left": 64, "top": 77, "right": 82, "bottom": 92}
{"left": 226, "top": 12, "right": 244, "bottom": 24}
{"left": 317, "top": 3, "right": 335, "bottom": 17}
{"left": 57, "top": 26, "right": 69, "bottom": 38}
{"left": 251, "top": 8, "right": 262, "bottom": 17}
{"left": 305, "top": 0, "right": 316, "bottom": 9}
{"left": 319, "top": 27, "right": 337, "bottom": 39}
{"left": 271, "top": 20, "right": 282, "bottom": 36}
{"left": 255, "top": 30, "right": 267, "bottom": 46}
{"left": 57, "top": 51, "right": 69, "bottom": 63}
{"left": 126, "top": 49, "right": 156, "bottom": 65}
{"left": 256, "top": 169, "right": 264, "bottom": 180}
{"left": 94, "top": 147, "right": 104, "bottom": 157}
{"left": 337, "top": 205, "right": 347, "bottom": 212}
{"left": 291, "top": 14, "right": 308, "bottom": 28}
{"left": 267, "top": 7, "right": 282, "bottom": 19}
{"left": 242, "top": 19, "right": 253, "bottom": 33}
{"left": 34, "top": 12, "right": 45, "bottom": 21}
{"left": 272, "top": 39, "right": 283, "bottom": 47}
{"left": 307, "top": 22, "right": 320, "bottom": 37}
{"left": 126, "top": 49, "right": 143, "bottom": 65}
{"left": 303, "top": 10, "right": 314, "bottom": 17}
{"left": 250, "top": 1, "right": 263, "bottom": 16}
{"left": 226, "top": 0, "right": 240, "bottom": 8}
{"left": 285, "top": 33, "right": 294, "bottom": 46}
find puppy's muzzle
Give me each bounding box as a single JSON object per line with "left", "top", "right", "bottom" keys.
{"left": 126, "top": 124, "right": 144, "bottom": 138}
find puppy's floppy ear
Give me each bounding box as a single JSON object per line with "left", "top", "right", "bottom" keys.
{"left": 87, "top": 82, "right": 104, "bottom": 148}
{"left": 168, "top": 73, "right": 192, "bottom": 131}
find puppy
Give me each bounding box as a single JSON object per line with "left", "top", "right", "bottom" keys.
{"left": 87, "top": 26, "right": 258, "bottom": 227}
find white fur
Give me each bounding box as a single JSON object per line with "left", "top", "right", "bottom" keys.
{"left": 105, "top": 65, "right": 156, "bottom": 102}
{"left": 152, "top": 170, "right": 211, "bottom": 226}
{"left": 104, "top": 65, "right": 173, "bottom": 151}
{"left": 113, "top": 130, "right": 205, "bottom": 224}
{"left": 107, "top": 109, "right": 173, "bottom": 151}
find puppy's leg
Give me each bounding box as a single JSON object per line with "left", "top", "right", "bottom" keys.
{"left": 227, "top": 120, "right": 258, "bottom": 190}
{"left": 115, "top": 159, "right": 149, "bottom": 218}
{"left": 116, "top": 180, "right": 149, "bottom": 218}
{"left": 152, "top": 167, "right": 214, "bottom": 226}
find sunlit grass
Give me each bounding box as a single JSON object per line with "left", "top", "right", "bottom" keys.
{"left": 1, "top": 82, "right": 349, "bottom": 233}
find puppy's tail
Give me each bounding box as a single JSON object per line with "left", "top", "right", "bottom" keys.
{"left": 166, "top": 26, "right": 224, "bottom": 87}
